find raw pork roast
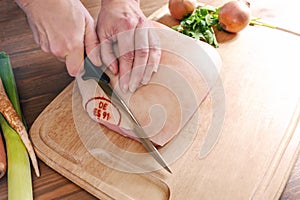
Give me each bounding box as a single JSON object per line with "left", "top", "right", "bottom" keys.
{"left": 76, "top": 26, "right": 222, "bottom": 146}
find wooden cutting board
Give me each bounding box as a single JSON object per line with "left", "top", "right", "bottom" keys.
{"left": 30, "top": 4, "right": 300, "bottom": 200}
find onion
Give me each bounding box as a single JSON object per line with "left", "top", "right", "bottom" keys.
{"left": 218, "top": 0, "right": 251, "bottom": 33}
{"left": 168, "top": 0, "right": 195, "bottom": 20}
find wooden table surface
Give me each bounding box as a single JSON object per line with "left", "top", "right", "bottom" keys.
{"left": 0, "top": 0, "right": 299, "bottom": 199}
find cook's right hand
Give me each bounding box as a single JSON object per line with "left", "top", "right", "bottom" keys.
{"left": 15, "top": 0, "right": 101, "bottom": 76}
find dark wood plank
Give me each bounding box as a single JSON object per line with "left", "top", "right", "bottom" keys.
{"left": 0, "top": 0, "right": 73, "bottom": 128}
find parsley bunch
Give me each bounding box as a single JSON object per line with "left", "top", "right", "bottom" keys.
{"left": 172, "top": 6, "right": 220, "bottom": 48}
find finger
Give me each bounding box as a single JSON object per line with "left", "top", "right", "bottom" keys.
{"left": 84, "top": 13, "right": 102, "bottom": 66}
{"left": 56, "top": 57, "right": 65, "bottom": 62}
{"left": 43, "top": 22, "right": 68, "bottom": 62}
{"left": 117, "top": 28, "right": 135, "bottom": 93}
{"left": 29, "top": 21, "right": 51, "bottom": 53}
{"left": 129, "top": 23, "right": 149, "bottom": 92}
{"left": 142, "top": 26, "right": 161, "bottom": 85}
{"left": 98, "top": 29, "right": 118, "bottom": 74}
{"left": 65, "top": 45, "right": 84, "bottom": 77}
{"left": 39, "top": 33, "right": 50, "bottom": 53}
{"left": 28, "top": 20, "right": 40, "bottom": 45}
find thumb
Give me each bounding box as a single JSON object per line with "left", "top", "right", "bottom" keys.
{"left": 84, "top": 15, "right": 102, "bottom": 67}
{"left": 65, "top": 47, "right": 84, "bottom": 77}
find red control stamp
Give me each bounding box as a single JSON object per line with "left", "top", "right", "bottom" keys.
{"left": 85, "top": 96, "right": 121, "bottom": 126}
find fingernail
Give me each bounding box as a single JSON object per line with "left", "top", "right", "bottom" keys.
{"left": 122, "top": 84, "right": 128, "bottom": 93}
{"left": 109, "top": 65, "right": 114, "bottom": 72}
{"left": 153, "top": 64, "right": 159, "bottom": 73}
{"left": 129, "top": 83, "right": 138, "bottom": 93}
{"left": 96, "top": 56, "right": 102, "bottom": 66}
{"left": 141, "top": 78, "right": 149, "bottom": 85}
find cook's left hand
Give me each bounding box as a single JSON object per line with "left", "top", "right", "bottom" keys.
{"left": 96, "top": 0, "right": 161, "bottom": 93}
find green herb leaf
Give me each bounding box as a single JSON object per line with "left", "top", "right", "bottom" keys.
{"left": 172, "top": 6, "right": 219, "bottom": 48}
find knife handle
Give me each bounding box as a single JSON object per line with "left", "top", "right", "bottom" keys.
{"left": 82, "top": 56, "right": 110, "bottom": 84}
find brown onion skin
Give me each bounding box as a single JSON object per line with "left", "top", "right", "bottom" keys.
{"left": 218, "top": 0, "right": 251, "bottom": 33}
{"left": 169, "top": 0, "right": 195, "bottom": 20}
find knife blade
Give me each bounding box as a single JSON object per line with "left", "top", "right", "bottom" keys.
{"left": 81, "top": 56, "right": 172, "bottom": 174}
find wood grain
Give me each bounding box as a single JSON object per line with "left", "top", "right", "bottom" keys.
{"left": 0, "top": 0, "right": 299, "bottom": 199}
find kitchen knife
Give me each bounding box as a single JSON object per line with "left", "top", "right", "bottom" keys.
{"left": 81, "top": 56, "right": 172, "bottom": 174}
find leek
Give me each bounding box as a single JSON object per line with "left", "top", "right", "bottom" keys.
{"left": 0, "top": 52, "right": 33, "bottom": 200}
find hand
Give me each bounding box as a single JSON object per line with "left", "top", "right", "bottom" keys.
{"left": 97, "top": 0, "right": 161, "bottom": 93}
{"left": 16, "top": 0, "right": 101, "bottom": 76}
